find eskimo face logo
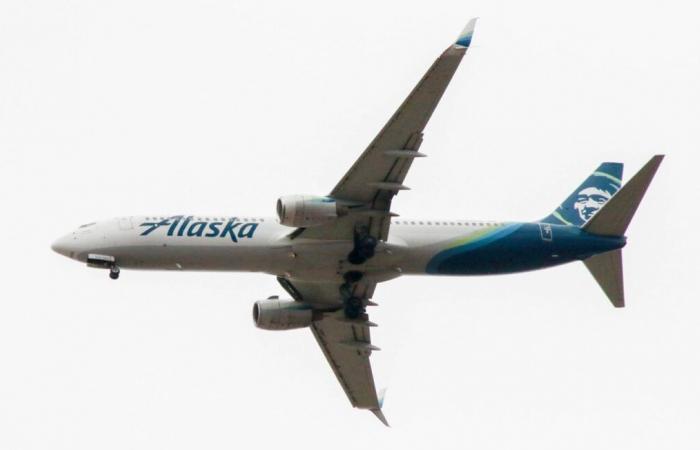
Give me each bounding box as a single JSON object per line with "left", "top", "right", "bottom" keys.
{"left": 573, "top": 187, "right": 612, "bottom": 221}
{"left": 139, "top": 216, "right": 258, "bottom": 242}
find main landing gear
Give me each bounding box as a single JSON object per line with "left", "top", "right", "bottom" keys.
{"left": 344, "top": 297, "right": 363, "bottom": 319}
{"left": 347, "top": 226, "right": 377, "bottom": 265}
{"left": 343, "top": 226, "right": 378, "bottom": 318}
{"left": 340, "top": 270, "right": 364, "bottom": 319}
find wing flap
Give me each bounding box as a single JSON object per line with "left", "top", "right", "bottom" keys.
{"left": 311, "top": 310, "right": 382, "bottom": 410}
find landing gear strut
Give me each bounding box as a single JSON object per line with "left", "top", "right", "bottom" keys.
{"left": 340, "top": 270, "right": 365, "bottom": 319}
{"left": 344, "top": 296, "right": 363, "bottom": 319}
{"left": 109, "top": 265, "right": 120, "bottom": 280}
{"left": 348, "top": 226, "right": 377, "bottom": 265}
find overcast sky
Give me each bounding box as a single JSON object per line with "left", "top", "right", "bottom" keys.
{"left": 1, "top": 0, "right": 698, "bottom": 448}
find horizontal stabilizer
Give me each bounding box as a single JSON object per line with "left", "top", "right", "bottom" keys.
{"left": 584, "top": 249, "right": 625, "bottom": 307}
{"left": 584, "top": 155, "right": 664, "bottom": 236}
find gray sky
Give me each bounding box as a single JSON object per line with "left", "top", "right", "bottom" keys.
{"left": 1, "top": 0, "right": 698, "bottom": 448}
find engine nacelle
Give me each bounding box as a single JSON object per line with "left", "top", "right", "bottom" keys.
{"left": 252, "top": 297, "right": 313, "bottom": 331}
{"left": 276, "top": 195, "right": 340, "bottom": 228}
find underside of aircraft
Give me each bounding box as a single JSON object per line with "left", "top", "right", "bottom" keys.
{"left": 52, "top": 18, "right": 663, "bottom": 426}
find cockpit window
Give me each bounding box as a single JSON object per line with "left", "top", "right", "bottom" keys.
{"left": 79, "top": 222, "right": 96, "bottom": 228}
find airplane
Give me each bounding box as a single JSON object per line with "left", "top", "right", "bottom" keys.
{"left": 51, "top": 19, "right": 664, "bottom": 426}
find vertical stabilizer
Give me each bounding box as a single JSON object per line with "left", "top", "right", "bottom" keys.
{"left": 542, "top": 163, "right": 623, "bottom": 227}
{"left": 583, "top": 155, "right": 664, "bottom": 237}
{"left": 584, "top": 249, "right": 625, "bottom": 307}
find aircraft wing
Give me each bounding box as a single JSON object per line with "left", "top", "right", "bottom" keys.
{"left": 283, "top": 20, "right": 478, "bottom": 425}
{"left": 279, "top": 276, "right": 387, "bottom": 424}
{"left": 311, "top": 310, "right": 387, "bottom": 426}
{"left": 298, "top": 19, "right": 477, "bottom": 242}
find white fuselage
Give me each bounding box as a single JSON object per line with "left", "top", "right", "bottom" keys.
{"left": 51, "top": 215, "right": 506, "bottom": 282}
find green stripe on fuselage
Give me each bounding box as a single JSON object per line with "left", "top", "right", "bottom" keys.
{"left": 446, "top": 226, "right": 504, "bottom": 249}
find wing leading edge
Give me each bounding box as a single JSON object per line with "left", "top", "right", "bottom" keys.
{"left": 299, "top": 18, "right": 478, "bottom": 243}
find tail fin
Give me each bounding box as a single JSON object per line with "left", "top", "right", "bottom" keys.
{"left": 541, "top": 163, "right": 623, "bottom": 227}
{"left": 583, "top": 155, "right": 664, "bottom": 236}
{"left": 582, "top": 155, "right": 664, "bottom": 307}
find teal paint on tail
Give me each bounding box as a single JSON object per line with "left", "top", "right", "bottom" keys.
{"left": 541, "top": 162, "right": 624, "bottom": 227}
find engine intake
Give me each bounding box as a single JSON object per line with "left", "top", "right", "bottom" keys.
{"left": 276, "top": 195, "right": 341, "bottom": 228}
{"left": 252, "top": 297, "right": 313, "bottom": 331}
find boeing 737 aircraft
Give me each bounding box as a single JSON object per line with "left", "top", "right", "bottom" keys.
{"left": 52, "top": 19, "right": 663, "bottom": 426}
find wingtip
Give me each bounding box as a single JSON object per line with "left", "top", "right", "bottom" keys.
{"left": 378, "top": 387, "right": 388, "bottom": 409}
{"left": 371, "top": 408, "right": 390, "bottom": 427}
{"left": 455, "top": 17, "right": 479, "bottom": 48}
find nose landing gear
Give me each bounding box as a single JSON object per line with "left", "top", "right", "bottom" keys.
{"left": 86, "top": 254, "right": 120, "bottom": 280}
{"left": 109, "top": 266, "right": 120, "bottom": 280}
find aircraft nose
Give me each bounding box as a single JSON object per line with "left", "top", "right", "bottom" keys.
{"left": 51, "top": 234, "right": 76, "bottom": 258}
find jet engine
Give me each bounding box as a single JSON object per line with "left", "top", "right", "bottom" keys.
{"left": 276, "top": 195, "right": 341, "bottom": 227}
{"left": 252, "top": 297, "right": 313, "bottom": 330}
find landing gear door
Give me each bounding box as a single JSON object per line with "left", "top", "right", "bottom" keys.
{"left": 118, "top": 217, "right": 134, "bottom": 230}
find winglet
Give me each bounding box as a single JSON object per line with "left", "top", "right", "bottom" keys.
{"left": 378, "top": 387, "right": 387, "bottom": 408}
{"left": 370, "top": 388, "right": 389, "bottom": 426}
{"left": 371, "top": 408, "right": 390, "bottom": 427}
{"left": 455, "top": 18, "right": 479, "bottom": 48}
